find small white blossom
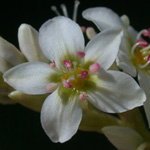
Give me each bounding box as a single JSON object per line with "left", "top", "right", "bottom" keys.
{"left": 82, "top": 7, "right": 150, "bottom": 128}
{"left": 3, "top": 16, "right": 146, "bottom": 143}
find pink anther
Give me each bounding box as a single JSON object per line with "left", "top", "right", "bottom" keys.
{"left": 142, "top": 30, "right": 149, "bottom": 37}
{"left": 77, "top": 51, "right": 85, "bottom": 58}
{"left": 46, "top": 83, "right": 58, "bottom": 93}
{"left": 80, "top": 71, "right": 88, "bottom": 79}
{"left": 50, "top": 60, "right": 56, "bottom": 68}
{"left": 142, "top": 28, "right": 150, "bottom": 38}
{"left": 137, "top": 39, "right": 149, "bottom": 47}
{"left": 63, "top": 60, "right": 72, "bottom": 70}
{"left": 79, "top": 92, "right": 88, "bottom": 100}
{"left": 62, "top": 79, "right": 72, "bottom": 88}
{"left": 89, "top": 62, "right": 100, "bottom": 73}
{"left": 80, "top": 26, "right": 86, "bottom": 33}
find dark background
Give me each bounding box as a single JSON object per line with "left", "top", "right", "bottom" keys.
{"left": 0, "top": 0, "right": 150, "bottom": 149}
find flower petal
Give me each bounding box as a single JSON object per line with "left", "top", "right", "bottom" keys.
{"left": 138, "top": 70, "right": 150, "bottom": 128}
{"left": 0, "top": 55, "right": 13, "bottom": 73}
{"left": 82, "top": 7, "right": 125, "bottom": 31}
{"left": 39, "top": 16, "right": 84, "bottom": 67}
{"left": 85, "top": 28, "right": 123, "bottom": 70}
{"left": 102, "top": 126, "right": 144, "bottom": 150}
{"left": 18, "top": 24, "right": 49, "bottom": 63}
{"left": 9, "top": 91, "right": 47, "bottom": 112}
{"left": 87, "top": 69, "right": 146, "bottom": 113}
{"left": 120, "top": 15, "right": 130, "bottom": 29}
{"left": 41, "top": 89, "right": 82, "bottom": 143}
{"left": 3, "top": 62, "right": 56, "bottom": 95}
{"left": 117, "top": 50, "right": 137, "bottom": 77}
{"left": 127, "top": 26, "right": 138, "bottom": 43}
{"left": 0, "top": 72, "right": 15, "bottom": 104}
{"left": 0, "top": 37, "right": 26, "bottom": 72}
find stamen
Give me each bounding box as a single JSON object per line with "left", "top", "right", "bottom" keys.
{"left": 86, "top": 27, "right": 97, "bottom": 39}
{"left": 131, "top": 43, "right": 140, "bottom": 56}
{"left": 136, "top": 39, "right": 149, "bottom": 47}
{"left": 89, "top": 62, "right": 100, "bottom": 73}
{"left": 67, "top": 75, "right": 75, "bottom": 81}
{"left": 72, "top": 61, "right": 77, "bottom": 71}
{"left": 50, "top": 60, "right": 56, "bottom": 68}
{"left": 80, "top": 71, "right": 88, "bottom": 79}
{"left": 72, "top": 0, "right": 80, "bottom": 22}
{"left": 60, "top": 4, "right": 68, "bottom": 17}
{"left": 62, "top": 79, "right": 72, "bottom": 88}
{"left": 147, "top": 55, "right": 150, "bottom": 63}
{"left": 142, "top": 30, "right": 149, "bottom": 37}
{"left": 46, "top": 83, "right": 58, "bottom": 93}
{"left": 51, "top": 6, "right": 61, "bottom": 16}
{"left": 77, "top": 51, "right": 85, "bottom": 58}
{"left": 141, "top": 45, "right": 150, "bottom": 53}
{"left": 137, "top": 28, "right": 150, "bottom": 39}
{"left": 81, "top": 26, "right": 86, "bottom": 33}
{"left": 63, "top": 60, "right": 72, "bottom": 70}
{"left": 79, "top": 92, "right": 88, "bottom": 100}
{"left": 138, "top": 61, "right": 150, "bottom": 69}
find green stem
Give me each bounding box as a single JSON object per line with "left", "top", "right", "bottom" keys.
{"left": 118, "top": 108, "right": 150, "bottom": 141}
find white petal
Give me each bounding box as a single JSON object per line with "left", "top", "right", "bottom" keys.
{"left": 127, "top": 26, "right": 138, "bottom": 43}
{"left": 18, "top": 24, "right": 49, "bottom": 63}
{"left": 120, "top": 15, "right": 130, "bottom": 28}
{"left": 39, "top": 16, "right": 84, "bottom": 67}
{"left": 0, "top": 37, "right": 26, "bottom": 72}
{"left": 138, "top": 70, "right": 150, "bottom": 128}
{"left": 41, "top": 89, "right": 82, "bottom": 143}
{"left": 82, "top": 7, "right": 125, "bottom": 31}
{"left": 102, "top": 126, "right": 144, "bottom": 150}
{"left": 0, "top": 55, "right": 13, "bottom": 73}
{"left": 87, "top": 69, "right": 146, "bottom": 113}
{"left": 117, "top": 50, "right": 137, "bottom": 77}
{"left": 85, "top": 28, "right": 123, "bottom": 70}
{"left": 3, "top": 62, "right": 56, "bottom": 95}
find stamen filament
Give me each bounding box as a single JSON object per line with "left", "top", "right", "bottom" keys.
{"left": 60, "top": 4, "right": 69, "bottom": 17}
{"left": 136, "top": 29, "right": 147, "bottom": 40}
{"left": 141, "top": 45, "right": 150, "bottom": 53}
{"left": 72, "top": 0, "right": 80, "bottom": 22}
{"left": 138, "top": 61, "right": 150, "bottom": 69}
{"left": 51, "top": 6, "right": 61, "bottom": 16}
{"left": 131, "top": 43, "right": 140, "bottom": 56}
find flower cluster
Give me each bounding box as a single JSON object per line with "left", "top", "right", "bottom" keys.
{"left": 0, "top": 2, "right": 150, "bottom": 149}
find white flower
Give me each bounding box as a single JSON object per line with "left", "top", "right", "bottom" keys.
{"left": 3, "top": 16, "right": 146, "bottom": 143}
{"left": 102, "top": 126, "right": 150, "bottom": 150}
{"left": 82, "top": 7, "right": 150, "bottom": 128}
{"left": 0, "top": 23, "right": 49, "bottom": 107}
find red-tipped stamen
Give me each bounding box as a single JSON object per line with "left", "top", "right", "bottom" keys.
{"left": 62, "top": 79, "right": 72, "bottom": 88}
{"left": 80, "top": 71, "right": 88, "bottom": 79}
{"left": 147, "top": 55, "right": 150, "bottom": 63}
{"left": 63, "top": 60, "right": 72, "bottom": 70}
{"left": 142, "top": 30, "right": 149, "bottom": 37}
{"left": 81, "top": 26, "right": 86, "bottom": 33}
{"left": 137, "top": 39, "right": 149, "bottom": 48}
{"left": 89, "top": 62, "right": 100, "bottom": 73}
{"left": 77, "top": 51, "right": 85, "bottom": 58}
{"left": 50, "top": 60, "right": 56, "bottom": 68}
{"left": 86, "top": 27, "right": 97, "bottom": 39}
{"left": 79, "top": 92, "right": 88, "bottom": 100}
